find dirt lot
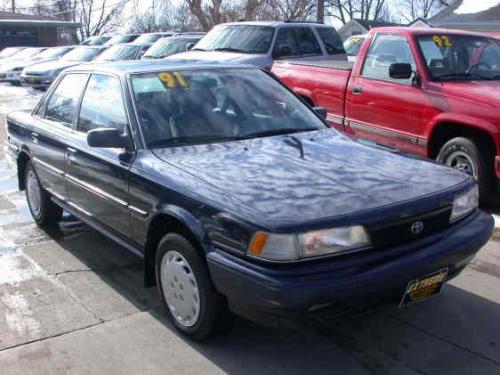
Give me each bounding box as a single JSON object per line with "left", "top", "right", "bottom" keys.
{"left": 1, "top": 83, "right": 500, "bottom": 375}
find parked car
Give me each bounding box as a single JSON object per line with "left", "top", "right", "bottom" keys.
{"left": 0, "top": 46, "right": 45, "bottom": 65}
{"left": 142, "top": 35, "right": 205, "bottom": 59}
{"left": 20, "top": 46, "right": 107, "bottom": 90}
{"left": 81, "top": 35, "right": 112, "bottom": 45}
{"left": 272, "top": 27, "right": 500, "bottom": 202}
{"left": 133, "top": 32, "right": 175, "bottom": 45}
{"left": 5, "top": 60, "right": 493, "bottom": 339}
{"left": 94, "top": 43, "right": 151, "bottom": 61}
{"left": 344, "top": 34, "right": 366, "bottom": 61}
{"left": 104, "top": 34, "right": 140, "bottom": 46}
{"left": 0, "top": 46, "right": 74, "bottom": 85}
{"left": 168, "top": 21, "right": 346, "bottom": 69}
{"left": 0, "top": 46, "right": 26, "bottom": 60}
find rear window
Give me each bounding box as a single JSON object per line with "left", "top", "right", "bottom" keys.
{"left": 317, "top": 28, "right": 345, "bottom": 55}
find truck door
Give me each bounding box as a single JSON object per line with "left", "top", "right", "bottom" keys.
{"left": 346, "top": 33, "right": 426, "bottom": 155}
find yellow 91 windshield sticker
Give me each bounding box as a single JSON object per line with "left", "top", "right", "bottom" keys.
{"left": 432, "top": 35, "right": 453, "bottom": 48}
{"left": 158, "top": 71, "right": 188, "bottom": 88}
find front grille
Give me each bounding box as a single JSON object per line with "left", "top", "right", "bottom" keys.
{"left": 367, "top": 206, "right": 452, "bottom": 248}
{"left": 24, "top": 72, "right": 44, "bottom": 77}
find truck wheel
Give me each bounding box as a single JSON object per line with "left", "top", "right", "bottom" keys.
{"left": 437, "top": 137, "right": 494, "bottom": 201}
{"left": 156, "top": 233, "right": 222, "bottom": 340}
{"left": 25, "top": 161, "right": 62, "bottom": 227}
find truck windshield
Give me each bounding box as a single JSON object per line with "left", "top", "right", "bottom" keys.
{"left": 130, "top": 68, "right": 326, "bottom": 148}
{"left": 193, "top": 25, "right": 274, "bottom": 54}
{"left": 417, "top": 34, "right": 500, "bottom": 81}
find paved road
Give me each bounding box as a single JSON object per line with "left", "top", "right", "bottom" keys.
{"left": 0, "top": 84, "right": 500, "bottom": 374}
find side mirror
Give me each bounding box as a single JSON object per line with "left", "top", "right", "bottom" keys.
{"left": 87, "top": 128, "right": 130, "bottom": 149}
{"left": 186, "top": 43, "right": 195, "bottom": 51}
{"left": 389, "top": 63, "right": 413, "bottom": 79}
{"left": 313, "top": 106, "right": 327, "bottom": 120}
{"left": 275, "top": 45, "right": 293, "bottom": 58}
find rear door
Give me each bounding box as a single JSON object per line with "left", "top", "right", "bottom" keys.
{"left": 346, "top": 33, "right": 426, "bottom": 154}
{"left": 30, "top": 74, "right": 88, "bottom": 200}
{"left": 65, "top": 73, "right": 133, "bottom": 237}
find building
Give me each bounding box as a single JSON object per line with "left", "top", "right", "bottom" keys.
{"left": 408, "top": 18, "right": 431, "bottom": 28}
{"left": 0, "top": 11, "right": 79, "bottom": 50}
{"left": 338, "top": 18, "right": 402, "bottom": 40}
{"left": 426, "top": 0, "right": 500, "bottom": 33}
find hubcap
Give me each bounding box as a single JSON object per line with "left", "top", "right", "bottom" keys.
{"left": 444, "top": 151, "right": 478, "bottom": 179}
{"left": 160, "top": 250, "right": 200, "bottom": 327}
{"left": 26, "top": 169, "right": 42, "bottom": 217}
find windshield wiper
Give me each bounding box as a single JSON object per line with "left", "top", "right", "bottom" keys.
{"left": 190, "top": 47, "right": 206, "bottom": 51}
{"left": 148, "top": 135, "right": 239, "bottom": 148}
{"left": 212, "top": 47, "right": 248, "bottom": 53}
{"left": 236, "top": 128, "right": 317, "bottom": 140}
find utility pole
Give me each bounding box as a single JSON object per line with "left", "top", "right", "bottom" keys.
{"left": 11, "top": 0, "right": 15, "bottom": 13}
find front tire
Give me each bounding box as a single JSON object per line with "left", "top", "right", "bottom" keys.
{"left": 437, "top": 137, "right": 495, "bottom": 202}
{"left": 25, "top": 161, "right": 62, "bottom": 227}
{"left": 155, "top": 233, "right": 222, "bottom": 340}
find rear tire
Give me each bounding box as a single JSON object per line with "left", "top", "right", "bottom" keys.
{"left": 25, "top": 161, "right": 62, "bottom": 227}
{"left": 436, "top": 137, "right": 495, "bottom": 202}
{"left": 155, "top": 233, "right": 222, "bottom": 340}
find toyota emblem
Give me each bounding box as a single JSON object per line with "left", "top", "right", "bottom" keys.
{"left": 411, "top": 221, "right": 424, "bottom": 234}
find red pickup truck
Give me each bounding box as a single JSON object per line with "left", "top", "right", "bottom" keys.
{"left": 272, "top": 27, "right": 500, "bottom": 201}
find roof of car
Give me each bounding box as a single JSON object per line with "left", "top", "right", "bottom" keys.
{"left": 370, "top": 26, "right": 495, "bottom": 38}
{"left": 64, "top": 59, "right": 255, "bottom": 75}
{"left": 219, "top": 21, "right": 334, "bottom": 28}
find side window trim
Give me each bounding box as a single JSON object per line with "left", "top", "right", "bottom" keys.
{"left": 296, "top": 27, "right": 323, "bottom": 57}
{"left": 312, "top": 27, "right": 327, "bottom": 56}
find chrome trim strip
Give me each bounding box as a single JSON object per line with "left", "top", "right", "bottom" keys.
{"left": 65, "top": 173, "right": 128, "bottom": 207}
{"left": 326, "top": 113, "right": 344, "bottom": 125}
{"left": 66, "top": 201, "right": 93, "bottom": 217}
{"left": 346, "top": 119, "right": 424, "bottom": 145}
{"left": 128, "top": 205, "right": 148, "bottom": 216}
{"left": 6, "top": 141, "right": 18, "bottom": 152}
{"left": 33, "top": 157, "right": 64, "bottom": 175}
{"left": 45, "top": 187, "right": 65, "bottom": 202}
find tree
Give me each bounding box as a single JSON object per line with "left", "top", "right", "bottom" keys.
{"left": 326, "top": 0, "right": 390, "bottom": 24}
{"left": 397, "top": 0, "right": 447, "bottom": 23}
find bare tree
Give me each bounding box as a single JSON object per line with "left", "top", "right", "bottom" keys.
{"left": 397, "top": 0, "right": 447, "bottom": 22}
{"left": 326, "top": 0, "right": 390, "bottom": 24}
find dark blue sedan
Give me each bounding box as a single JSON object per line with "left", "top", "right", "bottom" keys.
{"left": 5, "top": 60, "right": 493, "bottom": 340}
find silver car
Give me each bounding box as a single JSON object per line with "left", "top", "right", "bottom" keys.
{"left": 168, "top": 21, "right": 346, "bottom": 69}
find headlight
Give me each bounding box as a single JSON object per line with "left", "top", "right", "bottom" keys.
{"left": 248, "top": 226, "right": 371, "bottom": 261}
{"left": 450, "top": 185, "right": 478, "bottom": 223}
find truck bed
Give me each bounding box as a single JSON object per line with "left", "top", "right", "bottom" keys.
{"left": 274, "top": 59, "right": 354, "bottom": 71}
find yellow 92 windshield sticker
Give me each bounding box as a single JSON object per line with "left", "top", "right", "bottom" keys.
{"left": 158, "top": 71, "right": 188, "bottom": 88}
{"left": 432, "top": 35, "right": 453, "bottom": 48}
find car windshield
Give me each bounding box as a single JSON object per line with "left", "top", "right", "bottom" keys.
{"left": 130, "top": 68, "right": 326, "bottom": 148}
{"left": 143, "top": 38, "right": 200, "bottom": 58}
{"left": 0, "top": 47, "right": 23, "bottom": 58}
{"left": 105, "top": 35, "right": 135, "bottom": 45}
{"left": 10, "top": 48, "right": 42, "bottom": 59}
{"left": 95, "top": 45, "right": 140, "bottom": 61}
{"left": 417, "top": 34, "right": 500, "bottom": 81}
{"left": 61, "top": 47, "right": 102, "bottom": 61}
{"left": 135, "top": 33, "right": 167, "bottom": 44}
{"left": 194, "top": 25, "right": 275, "bottom": 53}
{"left": 33, "top": 47, "right": 71, "bottom": 60}
{"left": 82, "top": 36, "right": 110, "bottom": 45}
{"left": 344, "top": 36, "right": 365, "bottom": 56}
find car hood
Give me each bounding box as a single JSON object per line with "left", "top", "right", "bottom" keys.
{"left": 438, "top": 80, "right": 500, "bottom": 106}
{"left": 23, "top": 60, "right": 81, "bottom": 74}
{"left": 152, "top": 129, "right": 469, "bottom": 230}
{"left": 0, "top": 58, "right": 58, "bottom": 72}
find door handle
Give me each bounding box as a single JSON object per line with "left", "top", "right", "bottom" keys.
{"left": 352, "top": 85, "right": 363, "bottom": 95}
{"left": 30, "top": 132, "right": 39, "bottom": 143}
{"left": 66, "top": 147, "right": 76, "bottom": 154}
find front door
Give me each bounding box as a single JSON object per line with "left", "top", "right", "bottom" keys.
{"left": 65, "top": 73, "right": 132, "bottom": 237}
{"left": 346, "top": 33, "right": 426, "bottom": 155}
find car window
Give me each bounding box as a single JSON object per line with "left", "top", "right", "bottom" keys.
{"left": 77, "top": 74, "right": 127, "bottom": 133}
{"left": 362, "top": 34, "right": 416, "bottom": 85}
{"left": 273, "top": 28, "right": 299, "bottom": 58}
{"left": 297, "top": 28, "right": 322, "bottom": 56}
{"left": 317, "top": 28, "right": 345, "bottom": 55}
{"left": 44, "top": 74, "right": 88, "bottom": 127}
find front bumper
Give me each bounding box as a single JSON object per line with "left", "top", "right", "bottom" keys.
{"left": 0, "top": 71, "right": 22, "bottom": 83}
{"left": 207, "top": 210, "right": 493, "bottom": 326}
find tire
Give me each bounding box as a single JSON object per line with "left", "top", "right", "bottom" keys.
{"left": 25, "top": 161, "right": 62, "bottom": 227}
{"left": 155, "top": 233, "right": 222, "bottom": 340}
{"left": 436, "top": 137, "right": 494, "bottom": 202}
